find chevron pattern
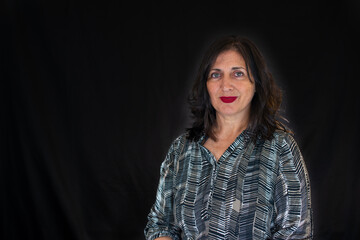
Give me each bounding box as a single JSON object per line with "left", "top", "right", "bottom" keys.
{"left": 145, "top": 130, "right": 312, "bottom": 240}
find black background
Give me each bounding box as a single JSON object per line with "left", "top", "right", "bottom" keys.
{"left": 2, "top": 0, "right": 359, "bottom": 239}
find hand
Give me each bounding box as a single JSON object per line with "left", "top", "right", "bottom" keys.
{"left": 154, "top": 237, "right": 172, "bottom": 240}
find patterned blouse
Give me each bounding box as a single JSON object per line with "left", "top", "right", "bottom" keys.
{"left": 144, "top": 130, "right": 313, "bottom": 240}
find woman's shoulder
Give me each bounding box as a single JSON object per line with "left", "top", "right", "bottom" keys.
{"left": 167, "top": 132, "right": 192, "bottom": 155}
{"left": 171, "top": 132, "right": 189, "bottom": 145}
{"left": 270, "top": 129, "right": 299, "bottom": 148}
{"left": 270, "top": 129, "right": 303, "bottom": 158}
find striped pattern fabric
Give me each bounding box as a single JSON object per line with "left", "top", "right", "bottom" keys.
{"left": 144, "top": 130, "right": 312, "bottom": 240}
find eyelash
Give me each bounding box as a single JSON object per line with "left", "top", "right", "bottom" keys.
{"left": 209, "top": 71, "right": 245, "bottom": 79}
{"left": 234, "top": 71, "right": 245, "bottom": 77}
{"left": 210, "top": 72, "right": 221, "bottom": 78}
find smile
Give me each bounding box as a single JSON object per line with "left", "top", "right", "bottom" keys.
{"left": 220, "top": 96, "right": 237, "bottom": 103}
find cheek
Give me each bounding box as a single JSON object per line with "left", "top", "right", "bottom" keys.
{"left": 238, "top": 85, "right": 255, "bottom": 103}
{"left": 247, "top": 85, "right": 256, "bottom": 95}
{"left": 206, "top": 82, "right": 217, "bottom": 98}
{"left": 241, "top": 83, "right": 255, "bottom": 94}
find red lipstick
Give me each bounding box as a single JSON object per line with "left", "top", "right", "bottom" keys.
{"left": 220, "top": 96, "right": 237, "bottom": 103}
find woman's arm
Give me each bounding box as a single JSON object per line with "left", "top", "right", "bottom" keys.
{"left": 144, "top": 136, "right": 185, "bottom": 240}
{"left": 272, "top": 134, "right": 313, "bottom": 239}
{"left": 144, "top": 155, "right": 177, "bottom": 240}
{"left": 155, "top": 237, "right": 172, "bottom": 240}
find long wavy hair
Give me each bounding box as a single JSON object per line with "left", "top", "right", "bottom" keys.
{"left": 187, "top": 35, "right": 290, "bottom": 142}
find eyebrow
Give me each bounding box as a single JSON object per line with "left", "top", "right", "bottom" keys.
{"left": 210, "top": 67, "right": 246, "bottom": 71}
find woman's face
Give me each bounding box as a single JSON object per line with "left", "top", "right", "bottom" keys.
{"left": 207, "top": 50, "right": 255, "bottom": 121}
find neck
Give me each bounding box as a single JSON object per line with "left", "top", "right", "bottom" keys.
{"left": 213, "top": 113, "right": 249, "bottom": 141}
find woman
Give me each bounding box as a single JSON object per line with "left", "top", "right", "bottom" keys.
{"left": 144, "top": 35, "right": 313, "bottom": 240}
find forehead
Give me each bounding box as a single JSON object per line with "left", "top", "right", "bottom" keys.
{"left": 212, "top": 50, "right": 246, "bottom": 67}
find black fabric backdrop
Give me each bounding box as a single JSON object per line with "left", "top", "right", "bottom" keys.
{"left": 2, "top": 0, "right": 359, "bottom": 239}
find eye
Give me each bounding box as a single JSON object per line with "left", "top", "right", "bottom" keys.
{"left": 234, "top": 71, "right": 245, "bottom": 77}
{"left": 209, "top": 72, "right": 221, "bottom": 79}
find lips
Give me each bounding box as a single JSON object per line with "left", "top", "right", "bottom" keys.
{"left": 220, "top": 96, "right": 237, "bottom": 103}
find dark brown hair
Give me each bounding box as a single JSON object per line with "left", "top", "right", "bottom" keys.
{"left": 187, "top": 35, "right": 290, "bottom": 142}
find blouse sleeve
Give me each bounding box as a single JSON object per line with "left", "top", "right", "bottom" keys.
{"left": 144, "top": 136, "right": 184, "bottom": 240}
{"left": 272, "top": 134, "right": 313, "bottom": 239}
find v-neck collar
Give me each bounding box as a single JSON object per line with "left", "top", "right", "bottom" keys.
{"left": 198, "top": 129, "right": 252, "bottom": 164}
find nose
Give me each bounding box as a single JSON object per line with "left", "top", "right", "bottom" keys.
{"left": 220, "top": 75, "right": 233, "bottom": 91}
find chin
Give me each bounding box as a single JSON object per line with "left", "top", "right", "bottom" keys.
{"left": 217, "top": 110, "right": 239, "bottom": 116}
